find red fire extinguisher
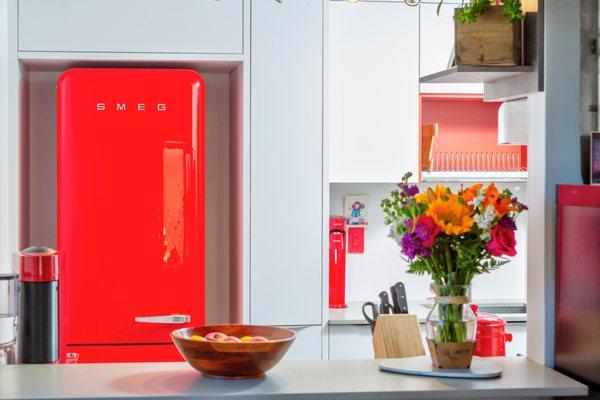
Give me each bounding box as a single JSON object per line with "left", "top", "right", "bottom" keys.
{"left": 329, "top": 216, "right": 347, "bottom": 309}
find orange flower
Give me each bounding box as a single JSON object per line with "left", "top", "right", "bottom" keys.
{"left": 461, "top": 183, "right": 483, "bottom": 203}
{"left": 494, "top": 197, "right": 518, "bottom": 216}
{"left": 426, "top": 197, "right": 474, "bottom": 235}
{"left": 483, "top": 184, "right": 500, "bottom": 209}
{"left": 415, "top": 185, "right": 451, "bottom": 204}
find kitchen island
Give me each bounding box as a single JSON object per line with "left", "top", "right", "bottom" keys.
{"left": 0, "top": 357, "right": 587, "bottom": 400}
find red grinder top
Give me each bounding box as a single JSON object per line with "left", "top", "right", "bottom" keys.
{"left": 18, "top": 246, "right": 60, "bottom": 282}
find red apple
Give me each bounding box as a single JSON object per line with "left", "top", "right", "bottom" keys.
{"left": 222, "top": 336, "right": 241, "bottom": 343}
{"left": 205, "top": 332, "right": 228, "bottom": 342}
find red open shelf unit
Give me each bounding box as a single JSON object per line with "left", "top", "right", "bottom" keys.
{"left": 419, "top": 94, "right": 527, "bottom": 178}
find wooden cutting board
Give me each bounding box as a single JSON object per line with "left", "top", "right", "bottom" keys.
{"left": 379, "top": 356, "right": 502, "bottom": 379}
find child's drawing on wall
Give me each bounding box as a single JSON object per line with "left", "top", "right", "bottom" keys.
{"left": 344, "top": 195, "right": 368, "bottom": 225}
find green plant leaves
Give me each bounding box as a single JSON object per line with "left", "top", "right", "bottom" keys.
{"left": 443, "top": 0, "right": 525, "bottom": 24}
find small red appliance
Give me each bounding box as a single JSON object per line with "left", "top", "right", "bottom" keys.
{"left": 329, "top": 216, "right": 347, "bottom": 309}
{"left": 17, "top": 247, "right": 60, "bottom": 364}
{"left": 471, "top": 304, "right": 512, "bottom": 357}
{"left": 57, "top": 69, "right": 205, "bottom": 363}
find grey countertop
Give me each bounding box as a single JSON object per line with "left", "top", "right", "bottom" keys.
{"left": 0, "top": 357, "right": 586, "bottom": 400}
{"left": 329, "top": 300, "right": 527, "bottom": 325}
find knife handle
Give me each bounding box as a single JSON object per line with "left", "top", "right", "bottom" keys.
{"left": 378, "top": 291, "right": 393, "bottom": 314}
{"left": 391, "top": 282, "right": 409, "bottom": 314}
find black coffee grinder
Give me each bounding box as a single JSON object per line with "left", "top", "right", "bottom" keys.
{"left": 17, "top": 247, "right": 60, "bottom": 363}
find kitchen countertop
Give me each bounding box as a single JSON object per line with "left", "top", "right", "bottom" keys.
{"left": 329, "top": 300, "right": 527, "bottom": 325}
{"left": 0, "top": 357, "right": 586, "bottom": 400}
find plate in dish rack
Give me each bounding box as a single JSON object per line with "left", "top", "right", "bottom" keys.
{"left": 379, "top": 356, "right": 502, "bottom": 379}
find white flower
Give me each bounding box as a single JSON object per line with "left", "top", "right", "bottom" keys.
{"left": 472, "top": 189, "right": 485, "bottom": 209}
{"left": 388, "top": 224, "right": 403, "bottom": 245}
{"left": 473, "top": 205, "right": 497, "bottom": 232}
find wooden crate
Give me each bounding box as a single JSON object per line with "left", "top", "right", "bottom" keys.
{"left": 455, "top": 6, "right": 522, "bottom": 66}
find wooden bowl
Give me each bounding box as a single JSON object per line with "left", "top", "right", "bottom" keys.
{"left": 171, "top": 325, "right": 296, "bottom": 379}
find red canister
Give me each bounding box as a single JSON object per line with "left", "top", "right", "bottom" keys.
{"left": 471, "top": 304, "right": 513, "bottom": 357}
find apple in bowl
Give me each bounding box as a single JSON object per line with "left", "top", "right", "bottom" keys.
{"left": 171, "top": 325, "right": 296, "bottom": 379}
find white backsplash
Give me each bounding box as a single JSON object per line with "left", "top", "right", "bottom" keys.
{"left": 330, "top": 182, "right": 528, "bottom": 302}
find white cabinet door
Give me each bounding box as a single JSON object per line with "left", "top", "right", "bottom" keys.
{"left": 330, "top": 1, "right": 419, "bottom": 183}
{"left": 283, "top": 326, "right": 323, "bottom": 361}
{"left": 19, "top": 0, "right": 243, "bottom": 54}
{"left": 329, "top": 325, "right": 373, "bottom": 360}
{"left": 419, "top": 3, "right": 483, "bottom": 94}
{"left": 506, "top": 323, "right": 527, "bottom": 356}
{"left": 250, "top": 1, "right": 323, "bottom": 325}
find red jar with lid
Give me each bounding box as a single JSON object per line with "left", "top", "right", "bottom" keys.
{"left": 471, "top": 304, "right": 513, "bottom": 357}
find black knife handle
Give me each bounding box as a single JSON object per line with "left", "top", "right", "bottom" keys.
{"left": 378, "top": 291, "right": 393, "bottom": 314}
{"left": 391, "top": 282, "right": 409, "bottom": 314}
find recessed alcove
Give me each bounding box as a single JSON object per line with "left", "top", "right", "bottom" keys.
{"left": 19, "top": 58, "right": 244, "bottom": 325}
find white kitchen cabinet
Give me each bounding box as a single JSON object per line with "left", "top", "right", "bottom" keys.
{"left": 329, "top": 325, "right": 373, "bottom": 360}
{"left": 506, "top": 323, "right": 527, "bottom": 356}
{"left": 330, "top": 1, "right": 419, "bottom": 183}
{"left": 250, "top": 1, "right": 324, "bottom": 326}
{"left": 419, "top": 3, "right": 483, "bottom": 94}
{"left": 18, "top": 0, "right": 243, "bottom": 54}
{"left": 283, "top": 326, "right": 323, "bottom": 361}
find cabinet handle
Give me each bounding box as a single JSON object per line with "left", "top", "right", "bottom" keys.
{"left": 134, "top": 314, "right": 190, "bottom": 324}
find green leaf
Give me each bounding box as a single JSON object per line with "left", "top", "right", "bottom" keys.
{"left": 436, "top": 0, "right": 445, "bottom": 16}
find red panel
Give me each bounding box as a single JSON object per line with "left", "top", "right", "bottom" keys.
{"left": 557, "top": 184, "right": 600, "bottom": 207}
{"left": 555, "top": 188, "right": 600, "bottom": 384}
{"left": 57, "top": 69, "right": 205, "bottom": 353}
{"left": 347, "top": 226, "right": 365, "bottom": 254}
{"left": 64, "top": 344, "right": 183, "bottom": 363}
{"left": 420, "top": 94, "right": 526, "bottom": 171}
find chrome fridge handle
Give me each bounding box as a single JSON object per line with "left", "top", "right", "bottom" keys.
{"left": 134, "top": 314, "right": 191, "bottom": 324}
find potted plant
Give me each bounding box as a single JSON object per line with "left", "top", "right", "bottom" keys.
{"left": 437, "top": 0, "right": 526, "bottom": 66}
{"left": 381, "top": 173, "right": 527, "bottom": 368}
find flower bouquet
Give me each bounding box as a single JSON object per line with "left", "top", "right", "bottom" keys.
{"left": 381, "top": 172, "right": 527, "bottom": 368}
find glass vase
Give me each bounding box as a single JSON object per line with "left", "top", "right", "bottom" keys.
{"left": 426, "top": 284, "right": 477, "bottom": 368}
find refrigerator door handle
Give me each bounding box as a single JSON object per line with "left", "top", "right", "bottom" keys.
{"left": 134, "top": 314, "right": 191, "bottom": 324}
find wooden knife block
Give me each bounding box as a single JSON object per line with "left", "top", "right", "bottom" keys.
{"left": 372, "top": 314, "right": 425, "bottom": 359}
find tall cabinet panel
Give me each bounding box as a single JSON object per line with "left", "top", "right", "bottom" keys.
{"left": 330, "top": 1, "right": 419, "bottom": 183}
{"left": 250, "top": 1, "right": 324, "bottom": 325}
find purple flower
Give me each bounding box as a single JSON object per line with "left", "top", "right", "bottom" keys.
{"left": 405, "top": 185, "right": 419, "bottom": 196}
{"left": 401, "top": 232, "right": 431, "bottom": 260}
{"left": 397, "top": 183, "right": 419, "bottom": 197}
{"left": 498, "top": 214, "right": 517, "bottom": 231}
{"left": 511, "top": 197, "right": 529, "bottom": 211}
{"left": 414, "top": 223, "right": 430, "bottom": 242}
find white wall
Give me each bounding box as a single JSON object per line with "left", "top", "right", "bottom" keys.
{"left": 330, "top": 182, "right": 527, "bottom": 302}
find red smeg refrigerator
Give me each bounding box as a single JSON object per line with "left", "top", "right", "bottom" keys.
{"left": 57, "top": 69, "right": 205, "bottom": 363}
{"left": 555, "top": 184, "right": 600, "bottom": 386}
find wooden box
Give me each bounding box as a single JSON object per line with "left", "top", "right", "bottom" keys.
{"left": 455, "top": 6, "right": 522, "bottom": 66}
